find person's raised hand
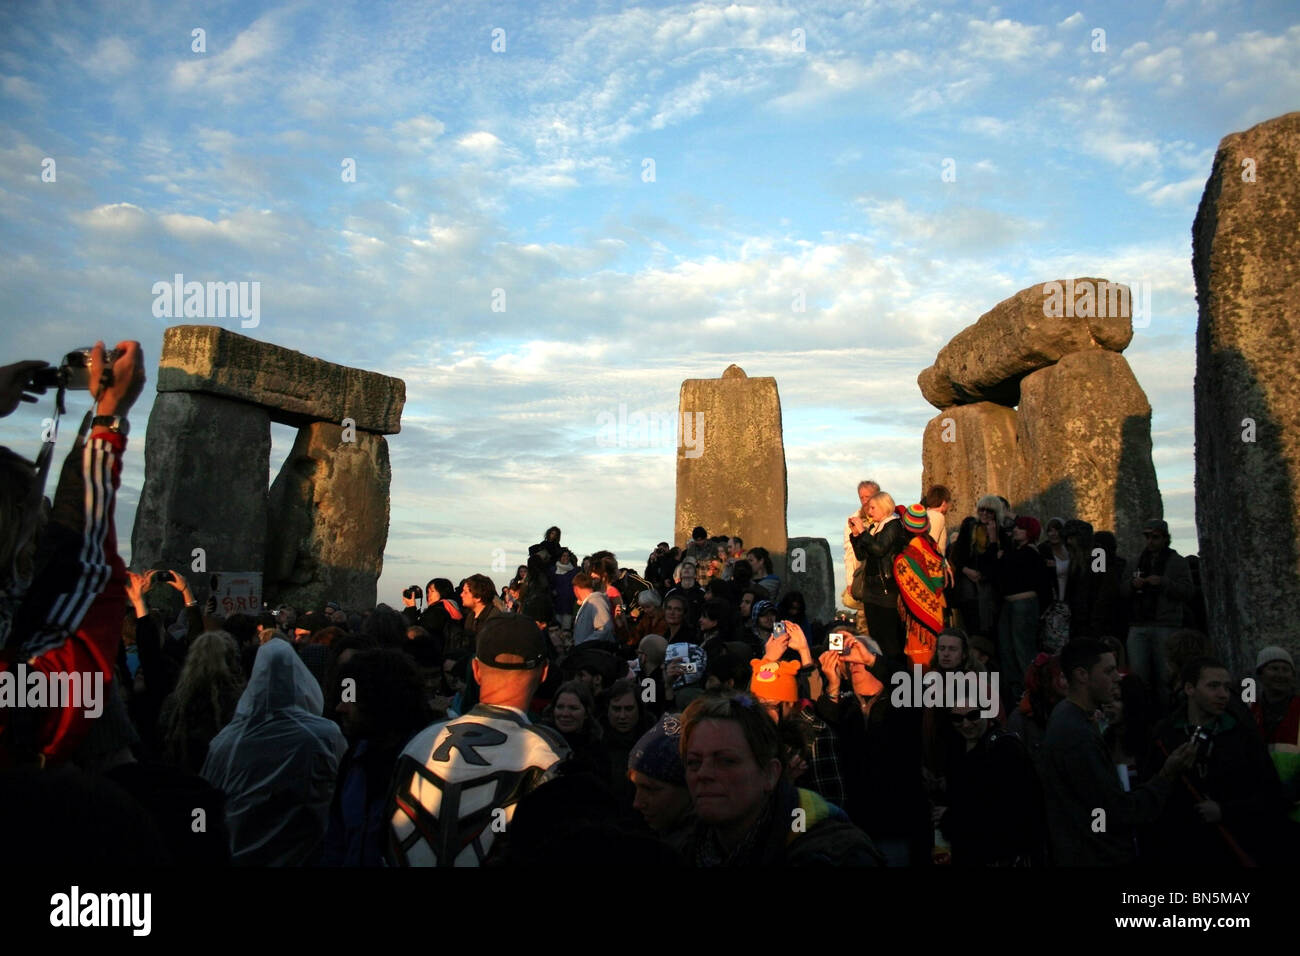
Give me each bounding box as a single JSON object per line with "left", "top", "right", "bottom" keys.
{"left": 0, "top": 360, "right": 51, "bottom": 417}
{"left": 665, "top": 660, "right": 686, "bottom": 681}
{"left": 763, "top": 631, "right": 790, "bottom": 662}
{"left": 848, "top": 515, "right": 866, "bottom": 535}
{"left": 89, "top": 341, "right": 145, "bottom": 418}
{"left": 818, "top": 650, "right": 843, "bottom": 694}
{"left": 841, "top": 635, "right": 876, "bottom": 669}
{"left": 784, "top": 620, "right": 809, "bottom": 654}
{"left": 124, "top": 570, "right": 149, "bottom": 616}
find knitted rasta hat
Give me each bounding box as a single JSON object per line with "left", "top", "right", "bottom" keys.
{"left": 901, "top": 504, "right": 930, "bottom": 535}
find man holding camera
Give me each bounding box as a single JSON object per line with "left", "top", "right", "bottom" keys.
{"left": 1, "top": 343, "right": 145, "bottom": 767}
{"left": 1038, "top": 638, "right": 1197, "bottom": 865}
{"left": 1139, "top": 657, "right": 1289, "bottom": 865}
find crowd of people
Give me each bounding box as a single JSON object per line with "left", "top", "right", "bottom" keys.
{"left": 1, "top": 345, "right": 1297, "bottom": 868}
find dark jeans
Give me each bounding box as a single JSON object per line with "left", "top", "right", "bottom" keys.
{"left": 998, "top": 595, "right": 1039, "bottom": 702}
{"left": 863, "top": 602, "right": 903, "bottom": 659}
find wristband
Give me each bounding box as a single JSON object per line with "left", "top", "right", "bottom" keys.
{"left": 91, "top": 414, "right": 129, "bottom": 436}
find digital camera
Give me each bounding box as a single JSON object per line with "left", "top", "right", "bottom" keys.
{"left": 828, "top": 633, "right": 844, "bottom": 652}
{"left": 29, "top": 348, "right": 120, "bottom": 392}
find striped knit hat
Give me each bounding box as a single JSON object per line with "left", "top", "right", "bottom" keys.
{"left": 901, "top": 503, "right": 930, "bottom": 535}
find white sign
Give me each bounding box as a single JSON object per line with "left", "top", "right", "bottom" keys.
{"left": 209, "top": 572, "right": 263, "bottom": 616}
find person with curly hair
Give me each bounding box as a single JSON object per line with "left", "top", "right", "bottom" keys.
{"left": 158, "top": 630, "right": 245, "bottom": 774}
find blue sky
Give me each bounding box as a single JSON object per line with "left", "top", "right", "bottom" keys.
{"left": 2, "top": 0, "right": 1298, "bottom": 606}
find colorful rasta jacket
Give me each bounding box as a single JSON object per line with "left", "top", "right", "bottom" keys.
{"left": 895, "top": 535, "right": 946, "bottom": 667}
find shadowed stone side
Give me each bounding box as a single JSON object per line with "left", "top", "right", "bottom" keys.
{"left": 155, "top": 324, "right": 405, "bottom": 434}
{"left": 675, "top": 365, "right": 788, "bottom": 563}
{"left": 265, "top": 422, "right": 392, "bottom": 612}
{"left": 918, "top": 279, "right": 1134, "bottom": 410}
{"left": 1011, "top": 350, "right": 1161, "bottom": 563}
{"left": 130, "top": 392, "right": 270, "bottom": 598}
{"left": 1193, "top": 110, "right": 1300, "bottom": 672}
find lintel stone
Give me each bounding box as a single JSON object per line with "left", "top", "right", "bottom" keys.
{"left": 155, "top": 325, "right": 405, "bottom": 434}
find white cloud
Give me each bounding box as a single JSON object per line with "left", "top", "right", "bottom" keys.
{"left": 1059, "top": 12, "right": 1085, "bottom": 28}
{"left": 456, "top": 130, "right": 503, "bottom": 153}
{"left": 960, "top": 18, "right": 1061, "bottom": 62}
{"left": 170, "top": 13, "right": 285, "bottom": 103}
{"left": 76, "top": 202, "right": 149, "bottom": 232}
{"left": 85, "top": 36, "right": 135, "bottom": 78}
{"left": 2, "top": 74, "right": 43, "bottom": 106}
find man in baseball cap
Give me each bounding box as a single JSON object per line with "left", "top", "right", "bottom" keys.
{"left": 387, "top": 614, "right": 569, "bottom": 866}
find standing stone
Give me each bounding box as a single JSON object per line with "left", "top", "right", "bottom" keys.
{"left": 265, "top": 422, "right": 392, "bottom": 612}
{"left": 784, "top": 537, "right": 835, "bottom": 626}
{"left": 130, "top": 392, "right": 270, "bottom": 598}
{"left": 918, "top": 279, "right": 1135, "bottom": 409}
{"left": 675, "top": 365, "right": 788, "bottom": 566}
{"left": 921, "top": 403, "right": 1019, "bottom": 517}
{"left": 1193, "top": 111, "right": 1300, "bottom": 672}
{"left": 1011, "top": 350, "right": 1161, "bottom": 561}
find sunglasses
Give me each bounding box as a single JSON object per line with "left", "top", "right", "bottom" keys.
{"left": 949, "top": 710, "right": 983, "bottom": 724}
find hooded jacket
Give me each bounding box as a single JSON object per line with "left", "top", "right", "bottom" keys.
{"left": 201, "top": 640, "right": 347, "bottom": 866}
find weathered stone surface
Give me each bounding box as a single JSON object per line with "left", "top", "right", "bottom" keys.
{"left": 783, "top": 537, "right": 834, "bottom": 626}
{"left": 921, "top": 402, "right": 1019, "bottom": 516}
{"left": 130, "top": 392, "right": 270, "bottom": 598}
{"left": 156, "top": 325, "right": 405, "bottom": 434}
{"left": 265, "top": 422, "right": 392, "bottom": 611}
{"left": 675, "top": 365, "right": 788, "bottom": 561}
{"left": 918, "top": 279, "right": 1135, "bottom": 409}
{"left": 1193, "top": 111, "right": 1300, "bottom": 673}
{"left": 1011, "top": 350, "right": 1161, "bottom": 562}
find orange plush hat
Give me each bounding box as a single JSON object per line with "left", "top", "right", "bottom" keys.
{"left": 749, "top": 658, "right": 801, "bottom": 703}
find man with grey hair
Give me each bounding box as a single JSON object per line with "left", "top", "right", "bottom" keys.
{"left": 844, "top": 480, "right": 879, "bottom": 627}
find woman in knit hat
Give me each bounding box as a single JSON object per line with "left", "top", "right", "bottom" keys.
{"left": 893, "top": 504, "right": 947, "bottom": 669}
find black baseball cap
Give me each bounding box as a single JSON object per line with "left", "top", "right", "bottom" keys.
{"left": 476, "top": 614, "right": 548, "bottom": 670}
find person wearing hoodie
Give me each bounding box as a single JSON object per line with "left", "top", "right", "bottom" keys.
{"left": 200, "top": 639, "right": 347, "bottom": 865}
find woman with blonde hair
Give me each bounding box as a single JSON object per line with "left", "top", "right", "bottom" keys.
{"left": 159, "top": 630, "right": 245, "bottom": 774}
{"left": 950, "top": 495, "right": 1011, "bottom": 639}
{"left": 848, "top": 491, "right": 907, "bottom": 659}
